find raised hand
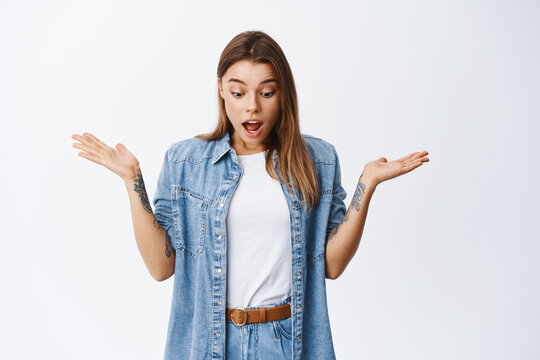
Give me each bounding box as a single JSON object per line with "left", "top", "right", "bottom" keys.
{"left": 361, "top": 150, "right": 430, "bottom": 187}
{"left": 71, "top": 132, "right": 140, "bottom": 182}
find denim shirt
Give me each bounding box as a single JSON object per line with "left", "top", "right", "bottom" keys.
{"left": 153, "top": 130, "right": 347, "bottom": 359}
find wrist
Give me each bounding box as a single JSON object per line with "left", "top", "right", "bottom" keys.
{"left": 122, "top": 166, "right": 141, "bottom": 184}
{"left": 359, "top": 173, "right": 379, "bottom": 191}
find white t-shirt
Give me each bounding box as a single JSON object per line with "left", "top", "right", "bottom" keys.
{"left": 226, "top": 150, "right": 292, "bottom": 308}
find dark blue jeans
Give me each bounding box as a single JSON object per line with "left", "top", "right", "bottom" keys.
{"left": 225, "top": 296, "right": 293, "bottom": 359}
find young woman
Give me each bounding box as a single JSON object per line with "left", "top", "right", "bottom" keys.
{"left": 72, "top": 30, "right": 429, "bottom": 360}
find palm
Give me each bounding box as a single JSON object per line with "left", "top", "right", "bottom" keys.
{"left": 364, "top": 150, "right": 429, "bottom": 185}
{"left": 71, "top": 132, "right": 140, "bottom": 181}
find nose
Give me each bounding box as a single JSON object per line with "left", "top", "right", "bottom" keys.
{"left": 246, "top": 92, "right": 259, "bottom": 114}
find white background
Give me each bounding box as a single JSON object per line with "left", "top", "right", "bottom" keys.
{"left": 1, "top": 0, "right": 539, "bottom": 359}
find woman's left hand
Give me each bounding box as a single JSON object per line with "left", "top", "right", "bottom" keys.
{"left": 361, "top": 150, "right": 429, "bottom": 187}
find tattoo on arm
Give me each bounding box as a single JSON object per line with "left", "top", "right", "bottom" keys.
{"left": 328, "top": 208, "right": 351, "bottom": 242}
{"left": 164, "top": 231, "right": 173, "bottom": 257}
{"left": 351, "top": 173, "right": 366, "bottom": 211}
{"left": 153, "top": 218, "right": 174, "bottom": 257}
{"left": 327, "top": 172, "right": 367, "bottom": 242}
{"left": 133, "top": 172, "right": 153, "bottom": 214}
{"left": 134, "top": 172, "right": 174, "bottom": 257}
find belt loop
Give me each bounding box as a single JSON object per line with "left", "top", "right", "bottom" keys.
{"left": 259, "top": 307, "right": 266, "bottom": 323}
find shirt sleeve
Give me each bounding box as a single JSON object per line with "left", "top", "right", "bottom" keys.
{"left": 326, "top": 145, "right": 348, "bottom": 244}
{"left": 152, "top": 145, "right": 175, "bottom": 249}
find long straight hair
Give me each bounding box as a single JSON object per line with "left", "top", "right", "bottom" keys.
{"left": 195, "top": 30, "right": 320, "bottom": 208}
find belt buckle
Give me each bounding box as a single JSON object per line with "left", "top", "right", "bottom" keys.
{"left": 231, "top": 308, "right": 248, "bottom": 326}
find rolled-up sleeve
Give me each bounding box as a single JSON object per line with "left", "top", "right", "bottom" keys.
{"left": 153, "top": 145, "right": 175, "bottom": 249}
{"left": 326, "top": 145, "right": 347, "bottom": 244}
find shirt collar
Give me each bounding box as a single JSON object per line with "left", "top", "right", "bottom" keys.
{"left": 211, "top": 130, "right": 232, "bottom": 165}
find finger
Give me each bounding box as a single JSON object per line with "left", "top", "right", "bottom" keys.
{"left": 411, "top": 159, "right": 426, "bottom": 168}
{"left": 83, "top": 132, "right": 110, "bottom": 150}
{"left": 401, "top": 161, "right": 422, "bottom": 174}
{"left": 72, "top": 134, "right": 100, "bottom": 153}
{"left": 399, "top": 156, "right": 417, "bottom": 166}
{"left": 115, "top": 143, "right": 127, "bottom": 152}
{"left": 72, "top": 133, "right": 96, "bottom": 147}
{"left": 411, "top": 151, "right": 429, "bottom": 160}
{"left": 72, "top": 142, "right": 102, "bottom": 158}
{"left": 400, "top": 150, "right": 430, "bottom": 163}
{"left": 77, "top": 151, "right": 103, "bottom": 165}
{"left": 396, "top": 152, "right": 418, "bottom": 162}
{"left": 409, "top": 155, "right": 429, "bottom": 165}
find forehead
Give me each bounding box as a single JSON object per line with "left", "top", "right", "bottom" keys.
{"left": 223, "top": 60, "right": 276, "bottom": 84}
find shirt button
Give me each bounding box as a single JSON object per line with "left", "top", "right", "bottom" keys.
{"left": 297, "top": 271, "right": 301, "bottom": 277}
{"left": 232, "top": 175, "right": 237, "bottom": 179}
{"left": 217, "top": 235, "right": 222, "bottom": 240}
{"left": 297, "top": 304, "right": 301, "bottom": 309}
{"left": 297, "top": 335, "right": 301, "bottom": 341}
{"left": 216, "top": 332, "right": 221, "bottom": 337}
{"left": 217, "top": 268, "right": 222, "bottom": 273}
{"left": 218, "top": 300, "right": 222, "bottom": 305}
{"left": 219, "top": 203, "right": 224, "bottom": 208}
{"left": 295, "top": 236, "right": 300, "bottom": 242}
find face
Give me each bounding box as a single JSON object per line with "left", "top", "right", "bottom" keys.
{"left": 218, "top": 59, "right": 281, "bottom": 155}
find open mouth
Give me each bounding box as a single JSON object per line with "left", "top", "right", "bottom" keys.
{"left": 242, "top": 120, "right": 263, "bottom": 134}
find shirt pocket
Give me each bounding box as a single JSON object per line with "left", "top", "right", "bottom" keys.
{"left": 172, "top": 185, "right": 212, "bottom": 257}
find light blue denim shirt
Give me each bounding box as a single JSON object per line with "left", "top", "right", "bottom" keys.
{"left": 153, "top": 130, "right": 347, "bottom": 359}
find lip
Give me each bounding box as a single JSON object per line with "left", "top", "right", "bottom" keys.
{"left": 242, "top": 121, "right": 264, "bottom": 138}
{"left": 243, "top": 118, "right": 262, "bottom": 124}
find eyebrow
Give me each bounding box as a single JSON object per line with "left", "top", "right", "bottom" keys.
{"left": 227, "top": 78, "right": 278, "bottom": 85}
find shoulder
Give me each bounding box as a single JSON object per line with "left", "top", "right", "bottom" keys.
{"left": 165, "top": 137, "right": 215, "bottom": 163}
{"left": 302, "top": 133, "right": 338, "bottom": 164}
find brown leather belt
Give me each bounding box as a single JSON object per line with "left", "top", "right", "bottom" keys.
{"left": 226, "top": 303, "right": 291, "bottom": 326}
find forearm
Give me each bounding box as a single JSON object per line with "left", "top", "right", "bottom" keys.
{"left": 124, "top": 168, "right": 175, "bottom": 281}
{"left": 325, "top": 175, "right": 377, "bottom": 280}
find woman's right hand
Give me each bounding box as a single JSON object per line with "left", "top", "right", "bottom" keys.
{"left": 72, "top": 132, "right": 140, "bottom": 182}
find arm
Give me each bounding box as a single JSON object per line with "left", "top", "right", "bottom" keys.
{"left": 124, "top": 169, "right": 175, "bottom": 282}
{"left": 324, "top": 150, "right": 429, "bottom": 280}
{"left": 72, "top": 132, "right": 175, "bottom": 282}
{"left": 324, "top": 174, "right": 376, "bottom": 280}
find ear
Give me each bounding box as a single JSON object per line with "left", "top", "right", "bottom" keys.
{"left": 218, "top": 77, "right": 224, "bottom": 99}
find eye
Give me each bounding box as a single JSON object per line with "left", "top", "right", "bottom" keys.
{"left": 262, "top": 90, "right": 276, "bottom": 98}
{"left": 230, "top": 91, "right": 242, "bottom": 98}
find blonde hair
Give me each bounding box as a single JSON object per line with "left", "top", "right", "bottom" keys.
{"left": 195, "top": 30, "right": 320, "bottom": 208}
